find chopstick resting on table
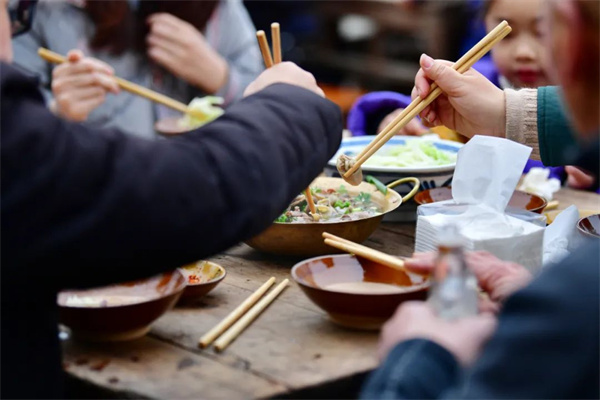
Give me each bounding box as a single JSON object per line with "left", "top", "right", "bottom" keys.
{"left": 343, "top": 21, "right": 512, "bottom": 179}
{"left": 37, "top": 47, "right": 204, "bottom": 118}
{"left": 199, "top": 277, "right": 276, "bottom": 348}
{"left": 256, "top": 23, "right": 317, "bottom": 216}
{"left": 214, "top": 279, "right": 289, "bottom": 352}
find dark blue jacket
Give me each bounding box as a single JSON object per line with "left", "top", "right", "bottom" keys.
{"left": 362, "top": 239, "right": 599, "bottom": 399}
{"left": 1, "top": 63, "right": 342, "bottom": 398}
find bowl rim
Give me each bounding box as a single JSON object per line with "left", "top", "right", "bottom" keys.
{"left": 291, "top": 254, "right": 430, "bottom": 296}
{"left": 58, "top": 270, "right": 187, "bottom": 309}
{"left": 179, "top": 261, "right": 227, "bottom": 287}
{"left": 577, "top": 213, "right": 600, "bottom": 238}
{"left": 414, "top": 187, "right": 548, "bottom": 211}
{"left": 327, "top": 136, "right": 462, "bottom": 174}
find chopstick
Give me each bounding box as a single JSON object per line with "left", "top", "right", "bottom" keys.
{"left": 37, "top": 47, "right": 201, "bottom": 117}
{"left": 256, "top": 24, "right": 317, "bottom": 215}
{"left": 199, "top": 277, "right": 276, "bottom": 348}
{"left": 214, "top": 279, "right": 289, "bottom": 352}
{"left": 344, "top": 21, "right": 512, "bottom": 179}
{"left": 256, "top": 31, "right": 274, "bottom": 68}
{"left": 271, "top": 23, "right": 282, "bottom": 64}
{"left": 323, "top": 232, "right": 412, "bottom": 274}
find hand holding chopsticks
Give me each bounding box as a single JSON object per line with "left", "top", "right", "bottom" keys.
{"left": 199, "top": 277, "right": 289, "bottom": 352}
{"left": 37, "top": 47, "right": 204, "bottom": 119}
{"left": 342, "top": 21, "right": 512, "bottom": 182}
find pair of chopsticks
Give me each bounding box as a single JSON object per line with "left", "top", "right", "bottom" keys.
{"left": 37, "top": 48, "right": 202, "bottom": 118}
{"left": 343, "top": 20, "right": 512, "bottom": 179}
{"left": 199, "top": 277, "right": 289, "bottom": 352}
{"left": 256, "top": 24, "right": 317, "bottom": 216}
{"left": 323, "top": 232, "right": 420, "bottom": 274}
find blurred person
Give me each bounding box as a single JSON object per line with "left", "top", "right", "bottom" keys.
{"left": 361, "top": 0, "right": 599, "bottom": 398}
{"left": 1, "top": 0, "right": 342, "bottom": 397}
{"left": 12, "top": 0, "right": 263, "bottom": 138}
{"left": 348, "top": 0, "right": 594, "bottom": 190}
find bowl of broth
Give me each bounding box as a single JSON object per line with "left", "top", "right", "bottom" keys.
{"left": 291, "top": 254, "right": 430, "bottom": 330}
{"left": 414, "top": 187, "right": 548, "bottom": 213}
{"left": 58, "top": 271, "right": 186, "bottom": 342}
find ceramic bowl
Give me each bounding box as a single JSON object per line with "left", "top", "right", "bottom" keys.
{"left": 154, "top": 117, "right": 191, "bottom": 136}
{"left": 58, "top": 270, "right": 186, "bottom": 342}
{"left": 178, "top": 260, "right": 226, "bottom": 303}
{"left": 292, "top": 254, "right": 430, "bottom": 330}
{"left": 577, "top": 214, "right": 600, "bottom": 238}
{"left": 414, "top": 187, "right": 548, "bottom": 214}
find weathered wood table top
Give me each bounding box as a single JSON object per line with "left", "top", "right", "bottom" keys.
{"left": 62, "top": 188, "right": 600, "bottom": 399}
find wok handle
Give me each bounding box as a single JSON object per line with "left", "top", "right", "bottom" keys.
{"left": 387, "top": 177, "right": 420, "bottom": 203}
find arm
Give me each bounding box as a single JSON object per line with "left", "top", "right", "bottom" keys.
{"left": 361, "top": 242, "right": 599, "bottom": 399}
{"left": 207, "top": 0, "right": 264, "bottom": 103}
{"left": 1, "top": 64, "right": 342, "bottom": 290}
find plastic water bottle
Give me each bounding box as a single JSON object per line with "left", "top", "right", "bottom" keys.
{"left": 428, "top": 225, "right": 479, "bottom": 320}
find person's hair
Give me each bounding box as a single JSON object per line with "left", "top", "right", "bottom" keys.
{"left": 85, "top": 0, "right": 220, "bottom": 56}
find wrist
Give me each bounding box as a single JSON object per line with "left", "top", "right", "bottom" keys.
{"left": 191, "top": 51, "right": 229, "bottom": 94}
{"left": 494, "top": 88, "right": 507, "bottom": 137}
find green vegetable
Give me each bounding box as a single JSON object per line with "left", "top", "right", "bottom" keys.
{"left": 338, "top": 185, "right": 348, "bottom": 194}
{"left": 364, "top": 139, "right": 456, "bottom": 168}
{"left": 334, "top": 200, "right": 351, "bottom": 208}
{"left": 366, "top": 175, "right": 388, "bottom": 195}
{"left": 275, "top": 214, "right": 291, "bottom": 223}
{"left": 179, "top": 96, "right": 225, "bottom": 129}
{"left": 357, "top": 192, "right": 371, "bottom": 203}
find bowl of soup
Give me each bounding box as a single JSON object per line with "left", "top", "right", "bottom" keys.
{"left": 58, "top": 271, "right": 186, "bottom": 342}
{"left": 178, "top": 260, "right": 226, "bottom": 303}
{"left": 291, "top": 254, "right": 430, "bottom": 330}
{"left": 414, "top": 187, "right": 548, "bottom": 213}
{"left": 246, "top": 176, "right": 419, "bottom": 256}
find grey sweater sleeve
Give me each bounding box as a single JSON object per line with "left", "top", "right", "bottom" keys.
{"left": 206, "top": 0, "right": 263, "bottom": 103}
{"left": 504, "top": 88, "right": 540, "bottom": 160}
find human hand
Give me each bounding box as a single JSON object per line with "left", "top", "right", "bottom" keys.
{"left": 412, "top": 54, "right": 506, "bottom": 138}
{"left": 243, "top": 62, "right": 325, "bottom": 98}
{"left": 147, "top": 13, "right": 228, "bottom": 94}
{"left": 565, "top": 166, "right": 596, "bottom": 190}
{"left": 378, "top": 302, "right": 497, "bottom": 366}
{"left": 51, "top": 50, "right": 119, "bottom": 121}
{"left": 378, "top": 108, "right": 429, "bottom": 136}
{"left": 407, "top": 251, "right": 533, "bottom": 305}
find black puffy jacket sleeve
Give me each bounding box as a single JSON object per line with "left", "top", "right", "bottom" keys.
{"left": 1, "top": 63, "right": 343, "bottom": 289}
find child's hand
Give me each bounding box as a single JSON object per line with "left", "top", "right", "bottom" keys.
{"left": 51, "top": 50, "right": 119, "bottom": 121}
{"left": 565, "top": 166, "right": 596, "bottom": 190}
{"left": 378, "top": 108, "right": 429, "bottom": 136}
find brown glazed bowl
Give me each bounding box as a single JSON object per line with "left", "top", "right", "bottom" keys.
{"left": 246, "top": 176, "right": 420, "bottom": 256}
{"left": 577, "top": 214, "right": 600, "bottom": 238}
{"left": 178, "top": 260, "right": 226, "bottom": 303}
{"left": 154, "top": 117, "right": 191, "bottom": 136}
{"left": 414, "top": 187, "right": 548, "bottom": 214}
{"left": 292, "top": 254, "right": 429, "bottom": 330}
{"left": 58, "top": 271, "right": 186, "bottom": 342}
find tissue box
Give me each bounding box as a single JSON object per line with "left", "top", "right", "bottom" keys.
{"left": 415, "top": 202, "right": 545, "bottom": 272}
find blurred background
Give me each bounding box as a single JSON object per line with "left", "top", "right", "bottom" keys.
{"left": 244, "top": 0, "right": 477, "bottom": 116}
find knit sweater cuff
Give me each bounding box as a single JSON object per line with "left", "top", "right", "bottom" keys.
{"left": 505, "top": 88, "right": 540, "bottom": 160}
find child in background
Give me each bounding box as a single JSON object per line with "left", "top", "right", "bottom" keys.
{"left": 348, "top": 0, "right": 593, "bottom": 191}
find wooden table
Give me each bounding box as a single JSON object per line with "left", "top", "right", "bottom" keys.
{"left": 62, "top": 188, "right": 599, "bottom": 399}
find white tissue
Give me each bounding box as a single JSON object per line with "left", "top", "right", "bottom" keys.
{"left": 542, "top": 205, "right": 587, "bottom": 266}
{"left": 519, "top": 167, "right": 561, "bottom": 200}
{"left": 416, "top": 136, "right": 545, "bottom": 272}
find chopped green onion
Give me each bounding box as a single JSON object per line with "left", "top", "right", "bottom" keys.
{"left": 366, "top": 175, "right": 388, "bottom": 195}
